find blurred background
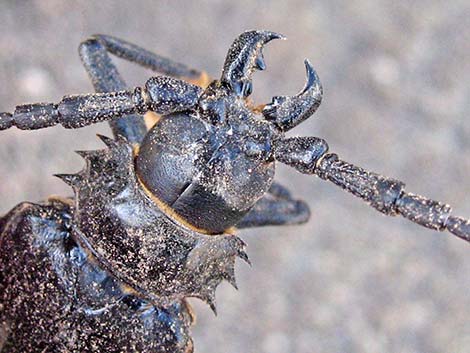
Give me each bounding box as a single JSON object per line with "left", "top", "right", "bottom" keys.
{"left": 0, "top": 1, "right": 469, "bottom": 352}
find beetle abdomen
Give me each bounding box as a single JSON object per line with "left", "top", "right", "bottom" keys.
{"left": 0, "top": 200, "right": 194, "bottom": 352}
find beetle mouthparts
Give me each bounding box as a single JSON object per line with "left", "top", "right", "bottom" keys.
{"left": 263, "top": 59, "right": 323, "bottom": 132}
{"left": 221, "top": 30, "right": 285, "bottom": 97}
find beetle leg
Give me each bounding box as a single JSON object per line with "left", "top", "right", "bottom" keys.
{"left": 263, "top": 59, "right": 323, "bottom": 132}
{"left": 0, "top": 35, "right": 210, "bottom": 142}
{"left": 90, "top": 34, "right": 211, "bottom": 88}
{"left": 236, "top": 182, "right": 310, "bottom": 229}
{"left": 90, "top": 34, "right": 203, "bottom": 82}
{"left": 274, "top": 136, "right": 470, "bottom": 243}
{"left": 84, "top": 35, "right": 211, "bottom": 129}
{"left": 79, "top": 35, "right": 209, "bottom": 142}
{"left": 78, "top": 37, "right": 147, "bottom": 143}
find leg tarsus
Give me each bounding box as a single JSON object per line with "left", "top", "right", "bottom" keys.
{"left": 268, "top": 181, "right": 293, "bottom": 199}
{"left": 237, "top": 182, "right": 310, "bottom": 229}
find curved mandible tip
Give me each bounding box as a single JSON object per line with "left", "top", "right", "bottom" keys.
{"left": 263, "top": 59, "right": 323, "bottom": 132}
{"left": 300, "top": 59, "right": 322, "bottom": 95}
{"left": 221, "top": 30, "right": 285, "bottom": 97}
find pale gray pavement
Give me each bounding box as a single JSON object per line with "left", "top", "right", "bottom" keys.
{"left": 0, "top": 1, "right": 469, "bottom": 352}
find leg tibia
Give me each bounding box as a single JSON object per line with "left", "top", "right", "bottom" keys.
{"left": 92, "top": 34, "right": 201, "bottom": 80}
{"left": 79, "top": 38, "right": 146, "bottom": 142}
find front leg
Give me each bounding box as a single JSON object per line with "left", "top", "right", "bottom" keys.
{"left": 88, "top": 34, "right": 203, "bottom": 83}
{"left": 0, "top": 77, "right": 202, "bottom": 131}
{"left": 79, "top": 36, "right": 210, "bottom": 142}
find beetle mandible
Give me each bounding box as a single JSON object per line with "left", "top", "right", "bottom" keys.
{"left": 0, "top": 30, "right": 469, "bottom": 352}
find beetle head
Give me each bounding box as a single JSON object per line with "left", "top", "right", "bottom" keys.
{"left": 135, "top": 103, "right": 278, "bottom": 235}
{"left": 136, "top": 30, "right": 322, "bottom": 235}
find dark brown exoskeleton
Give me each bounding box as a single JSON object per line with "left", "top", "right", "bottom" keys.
{"left": 0, "top": 30, "right": 469, "bottom": 352}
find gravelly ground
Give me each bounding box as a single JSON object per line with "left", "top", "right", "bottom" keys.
{"left": 0, "top": 1, "right": 469, "bottom": 352}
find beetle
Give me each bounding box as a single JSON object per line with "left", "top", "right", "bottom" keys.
{"left": 0, "top": 30, "right": 469, "bottom": 352}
